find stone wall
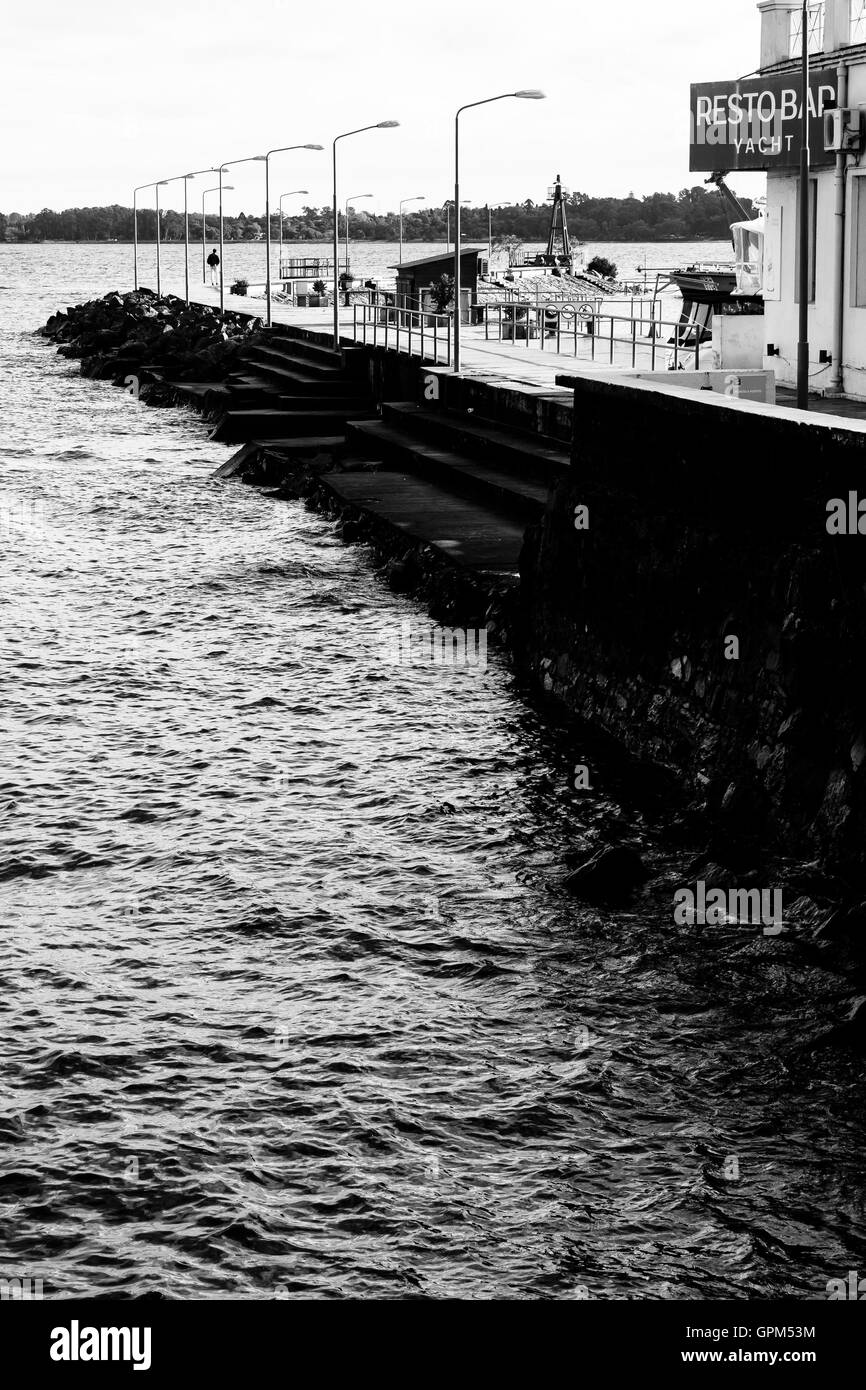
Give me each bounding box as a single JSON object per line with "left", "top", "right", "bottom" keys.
{"left": 519, "top": 372, "right": 866, "bottom": 879}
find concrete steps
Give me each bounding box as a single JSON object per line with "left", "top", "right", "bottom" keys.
{"left": 265, "top": 328, "right": 349, "bottom": 368}
{"left": 209, "top": 329, "right": 564, "bottom": 586}
{"left": 210, "top": 407, "right": 375, "bottom": 444}
{"left": 249, "top": 364, "right": 366, "bottom": 397}
{"left": 245, "top": 343, "right": 345, "bottom": 382}
{"left": 381, "top": 402, "right": 570, "bottom": 486}
{"left": 318, "top": 470, "right": 525, "bottom": 577}
{"left": 266, "top": 326, "right": 368, "bottom": 376}
{"left": 345, "top": 420, "right": 549, "bottom": 521}
{"left": 206, "top": 324, "right": 377, "bottom": 443}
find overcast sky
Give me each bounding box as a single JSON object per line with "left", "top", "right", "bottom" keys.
{"left": 2, "top": 0, "right": 768, "bottom": 216}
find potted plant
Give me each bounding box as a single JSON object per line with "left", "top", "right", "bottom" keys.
{"left": 230, "top": 277, "right": 249, "bottom": 297}
{"left": 306, "top": 278, "right": 327, "bottom": 307}
{"left": 428, "top": 273, "right": 454, "bottom": 315}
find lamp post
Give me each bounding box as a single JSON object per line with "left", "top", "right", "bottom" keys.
{"left": 182, "top": 169, "right": 215, "bottom": 304}
{"left": 445, "top": 199, "right": 469, "bottom": 251}
{"left": 332, "top": 121, "right": 399, "bottom": 349}
{"left": 344, "top": 193, "right": 372, "bottom": 278}
{"left": 398, "top": 196, "right": 424, "bottom": 267}
{"left": 154, "top": 180, "right": 169, "bottom": 296}
{"left": 278, "top": 190, "right": 309, "bottom": 292}
{"left": 797, "top": 0, "right": 811, "bottom": 410}
{"left": 485, "top": 200, "right": 510, "bottom": 265}
{"left": 162, "top": 169, "right": 215, "bottom": 303}
{"left": 202, "top": 185, "right": 233, "bottom": 284}
{"left": 453, "top": 90, "right": 545, "bottom": 373}
{"left": 133, "top": 180, "right": 168, "bottom": 293}
{"left": 217, "top": 156, "right": 267, "bottom": 316}
{"left": 264, "top": 143, "right": 322, "bottom": 328}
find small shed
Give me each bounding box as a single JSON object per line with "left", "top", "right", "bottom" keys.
{"left": 390, "top": 247, "right": 488, "bottom": 314}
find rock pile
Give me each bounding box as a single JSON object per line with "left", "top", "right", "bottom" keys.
{"left": 39, "top": 288, "right": 262, "bottom": 402}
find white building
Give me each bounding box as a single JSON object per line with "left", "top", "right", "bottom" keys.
{"left": 692, "top": 1, "right": 866, "bottom": 396}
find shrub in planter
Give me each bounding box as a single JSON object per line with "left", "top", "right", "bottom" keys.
{"left": 313, "top": 280, "right": 327, "bottom": 296}
{"left": 428, "top": 273, "right": 454, "bottom": 314}
{"left": 230, "top": 277, "right": 249, "bottom": 296}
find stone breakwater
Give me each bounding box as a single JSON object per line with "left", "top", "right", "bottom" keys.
{"left": 38, "top": 288, "right": 262, "bottom": 403}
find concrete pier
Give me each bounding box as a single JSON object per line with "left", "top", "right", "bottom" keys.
{"left": 41, "top": 286, "right": 866, "bottom": 877}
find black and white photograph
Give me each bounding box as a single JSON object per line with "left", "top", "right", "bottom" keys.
{"left": 1, "top": 0, "right": 865, "bottom": 1370}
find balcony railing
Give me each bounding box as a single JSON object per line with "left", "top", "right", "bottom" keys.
{"left": 278, "top": 257, "right": 333, "bottom": 279}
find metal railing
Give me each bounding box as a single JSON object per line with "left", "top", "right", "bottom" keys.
{"left": 482, "top": 301, "right": 705, "bottom": 370}
{"left": 351, "top": 301, "right": 452, "bottom": 365}
{"left": 483, "top": 294, "right": 662, "bottom": 325}
{"left": 278, "top": 256, "right": 333, "bottom": 279}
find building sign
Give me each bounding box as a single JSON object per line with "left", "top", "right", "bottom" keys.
{"left": 690, "top": 69, "right": 838, "bottom": 172}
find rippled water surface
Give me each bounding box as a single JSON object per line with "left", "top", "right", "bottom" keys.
{"left": 1, "top": 246, "right": 865, "bottom": 1301}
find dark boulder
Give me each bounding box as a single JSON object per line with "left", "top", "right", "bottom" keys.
{"left": 564, "top": 845, "right": 650, "bottom": 904}
{"left": 386, "top": 550, "right": 421, "bottom": 592}
{"left": 843, "top": 996, "right": 866, "bottom": 1048}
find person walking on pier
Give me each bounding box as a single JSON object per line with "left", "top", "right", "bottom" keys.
{"left": 206, "top": 247, "right": 220, "bottom": 288}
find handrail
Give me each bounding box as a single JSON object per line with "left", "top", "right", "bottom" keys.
{"left": 345, "top": 296, "right": 704, "bottom": 372}
{"left": 351, "top": 300, "right": 452, "bottom": 365}
{"left": 278, "top": 256, "right": 333, "bottom": 278}
{"left": 482, "top": 300, "right": 705, "bottom": 370}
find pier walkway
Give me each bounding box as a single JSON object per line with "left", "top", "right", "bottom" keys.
{"left": 185, "top": 283, "right": 614, "bottom": 396}
{"left": 179, "top": 283, "right": 866, "bottom": 420}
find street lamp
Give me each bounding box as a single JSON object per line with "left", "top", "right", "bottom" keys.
{"left": 344, "top": 193, "right": 372, "bottom": 279}
{"left": 485, "top": 199, "right": 509, "bottom": 263}
{"left": 182, "top": 169, "right": 216, "bottom": 304}
{"left": 332, "top": 121, "right": 399, "bottom": 349}
{"left": 162, "top": 169, "right": 215, "bottom": 303}
{"left": 218, "top": 155, "right": 267, "bottom": 315}
{"left": 202, "top": 184, "right": 233, "bottom": 284}
{"left": 264, "top": 143, "right": 323, "bottom": 327}
{"left": 278, "top": 190, "right": 309, "bottom": 287}
{"left": 453, "top": 90, "right": 545, "bottom": 372}
{"left": 133, "top": 180, "right": 168, "bottom": 293}
{"left": 398, "top": 196, "right": 424, "bottom": 267}
{"left": 444, "top": 199, "right": 469, "bottom": 251}
{"left": 154, "top": 180, "right": 170, "bottom": 296}
{"left": 797, "top": 0, "right": 811, "bottom": 410}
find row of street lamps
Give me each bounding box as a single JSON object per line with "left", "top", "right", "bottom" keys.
{"left": 132, "top": 88, "right": 545, "bottom": 364}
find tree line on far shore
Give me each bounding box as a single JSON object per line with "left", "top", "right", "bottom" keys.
{"left": 0, "top": 186, "right": 754, "bottom": 245}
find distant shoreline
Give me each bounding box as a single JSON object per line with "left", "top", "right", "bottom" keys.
{"left": 2, "top": 236, "right": 731, "bottom": 247}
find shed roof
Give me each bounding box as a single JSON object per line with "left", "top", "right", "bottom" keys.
{"left": 389, "top": 246, "right": 487, "bottom": 271}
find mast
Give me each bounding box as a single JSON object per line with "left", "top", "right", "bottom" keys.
{"left": 545, "top": 172, "right": 571, "bottom": 263}
{"left": 705, "top": 170, "right": 750, "bottom": 244}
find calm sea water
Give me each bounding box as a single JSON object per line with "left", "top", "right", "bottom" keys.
{"left": 1, "top": 243, "right": 865, "bottom": 1301}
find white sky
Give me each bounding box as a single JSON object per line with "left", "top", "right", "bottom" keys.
{"left": 1, "top": 0, "right": 768, "bottom": 216}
